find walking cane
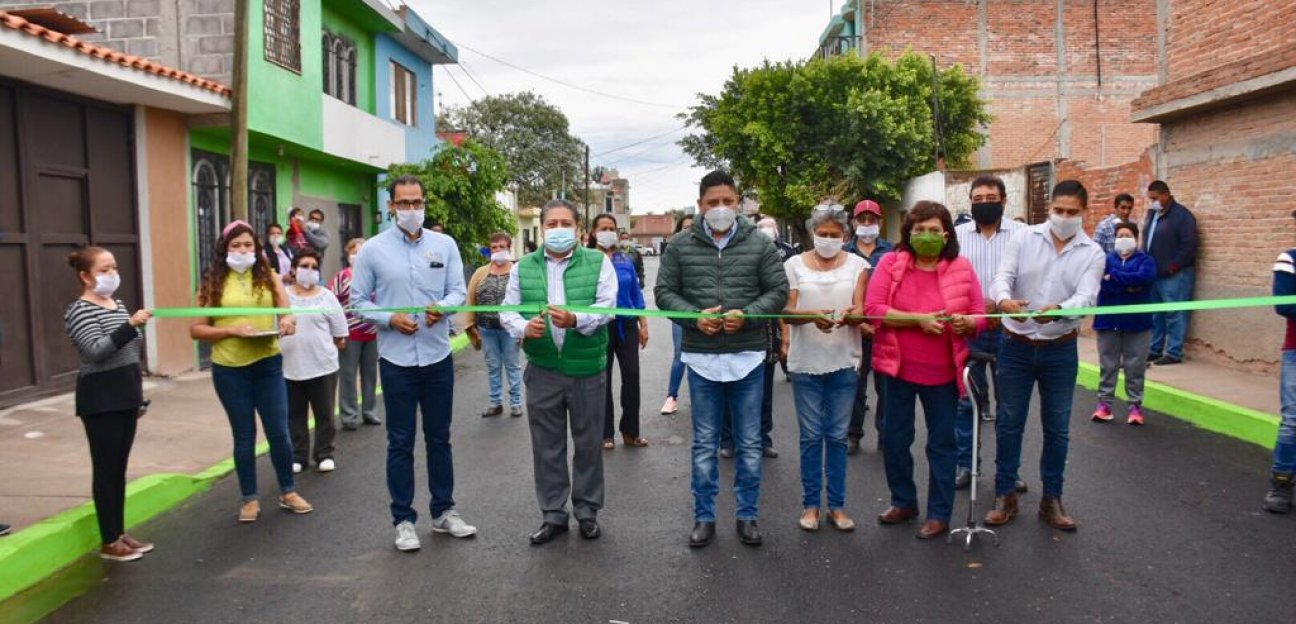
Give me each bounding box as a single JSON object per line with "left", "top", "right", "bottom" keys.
{"left": 949, "top": 351, "right": 1000, "bottom": 551}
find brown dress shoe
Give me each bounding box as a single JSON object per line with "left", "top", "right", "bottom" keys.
{"left": 983, "top": 493, "right": 1019, "bottom": 526}
{"left": 1038, "top": 496, "right": 1078, "bottom": 531}
{"left": 916, "top": 520, "right": 948, "bottom": 540}
{"left": 877, "top": 506, "right": 919, "bottom": 525}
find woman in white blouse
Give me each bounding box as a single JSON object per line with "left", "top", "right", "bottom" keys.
{"left": 280, "top": 248, "right": 349, "bottom": 474}
{"left": 781, "top": 204, "right": 870, "bottom": 532}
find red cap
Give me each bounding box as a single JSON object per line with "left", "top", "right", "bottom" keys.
{"left": 854, "top": 200, "right": 882, "bottom": 218}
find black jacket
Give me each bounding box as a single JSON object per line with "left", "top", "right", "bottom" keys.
{"left": 1141, "top": 200, "right": 1198, "bottom": 277}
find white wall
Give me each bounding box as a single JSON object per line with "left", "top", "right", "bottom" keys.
{"left": 322, "top": 95, "right": 406, "bottom": 170}
{"left": 943, "top": 170, "right": 1029, "bottom": 222}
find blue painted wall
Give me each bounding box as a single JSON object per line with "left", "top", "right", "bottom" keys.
{"left": 375, "top": 33, "right": 440, "bottom": 164}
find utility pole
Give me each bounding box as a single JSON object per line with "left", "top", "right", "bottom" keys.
{"left": 583, "top": 144, "right": 591, "bottom": 226}
{"left": 230, "top": 0, "right": 249, "bottom": 221}
{"left": 929, "top": 54, "right": 945, "bottom": 170}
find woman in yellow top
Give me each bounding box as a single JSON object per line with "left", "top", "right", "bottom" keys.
{"left": 190, "top": 221, "right": 313, "bottom": 523}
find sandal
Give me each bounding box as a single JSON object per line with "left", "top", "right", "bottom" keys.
{"left": 602, "top": 439, "right": 615, "bottom": 450}
{"left": 622, "top": 434, "right": 649, "bottom": 447}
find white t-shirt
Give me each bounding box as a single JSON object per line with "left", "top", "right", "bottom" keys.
{"left": 784, "top": 253, "right": 869, "bottom": 375}
{"left": 280, "top": 288, "right": 348, "bottom": 381}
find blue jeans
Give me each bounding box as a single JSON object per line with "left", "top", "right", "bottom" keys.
{"left": 480, "top": 326, "right": 522, "bottom": 407}
{"left": 956, "top": 327, "right": 1003, "bottom": 470}
{"left": 1150, "top": 266, "right": 1195, "bottom": 360}
{"left": 211, "top": 354, "right": 297, "bottom": 501}
{"left": 721, "top": 361, "right": 776, "bottom": 450}
{"left": 380, "top": 356, "right": 456, "bottom": 525}
{"left": 667, "top": 323, "right": 686, "bottom": 399}
{"left": 994, "top": 337, "right": 1079, "bottom": 497}
{"left": 1272, "top": 349, "right": 1296, "bottom": 474}
{"left": 791, "top": 368, "right": 857, "bottom": 510}
{"left": 881, "top": 376, "right": 959, "bottom": 522}
{"left": 688, "top": 365, "right": 764, "bottom": 522}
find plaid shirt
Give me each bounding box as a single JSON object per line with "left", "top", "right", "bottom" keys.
{"left": 1093, "top": 214, "right": 1121, "bottom": 254}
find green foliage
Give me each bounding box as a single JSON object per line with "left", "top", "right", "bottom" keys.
{"left": 389, "top": 139, "right": 513, "bottom": 264}
{"left": 679, "top": 51, "right": 991, "bottom": 221}
{"left": 438, "top": 92, "right": 586, "bottom": 207}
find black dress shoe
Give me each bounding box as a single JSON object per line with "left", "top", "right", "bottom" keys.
{"left": 736, "top": 520, "right": 762, "bottom": 546}
{"left": 688, "top": 522, "right": 715, "bottom": 548}
{"left": 578, "top": 519, "right": 601, "bottom": 540}
{"left": 529, "top": 522, "right": 568, "bottom": 545}
{"left": 762, "top": 447, "right": 779, "bottom": 459}
{"left": 1153, "top": 356, "right": 1182, "bottom": 366}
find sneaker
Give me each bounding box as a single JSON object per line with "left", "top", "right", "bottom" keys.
{"left": 292, "top": 462, "right": 303, "bottom": 474}
{"left": 99, "top": 539, "right": 143, "bottom": 562}
{"left": 1092, "top": 402, "right": 1114, "bottom": 422}
{"left": 846, "top": 437, "right": 860, "bottom": 456}
{"left": 121, "top": 534, "right": 154, "bottom": 554}
{"left": 1153, "top": 356, "right": 1182, "bottom": 366}
{"left": 279, "top": 492, "right": 314, "bottom": 514}
{"left": 317, "top": 458, "right": 336, "bottom": 472}
{"left": 395, "top": 520, "right": 421, "bottom": 551}
{"left": 238, "top": 500, "right": 260, "bottom": 523}
{"left": 510, "top": 405, "right": 524, "bottom": 418}
{"left": 660, "top": 397, "right": 679, "bottom": 415}
{"left": 0, "top": 523, "right": 11, "bottom": 536}
{"left": 1127, "top": 405, "right": 1145, "bottom": 426}
{"left": 430, "top": 510, "right": 477, "bottom": 538}
{"left": 1263, "top": 473, "right": 1294, "bottom": 514}
{"left": 1146, "top": 353, "right": 1161, "bottom": 364}
{"left": 763, "top": 447, "right": 779, "bottom": 459}
{"left": 362, "top": 416, "right": 383, "bottom": 426}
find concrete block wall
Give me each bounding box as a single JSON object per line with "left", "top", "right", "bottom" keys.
{"left": 0, "top": 0, "right": 234, "bottom": 86}
{"left": 861, "top": 0, "right": 1160, "bottom": 169}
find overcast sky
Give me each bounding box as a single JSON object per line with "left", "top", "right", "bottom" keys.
{"left": 405, "top": 0, "right": 836, "bottom": 213}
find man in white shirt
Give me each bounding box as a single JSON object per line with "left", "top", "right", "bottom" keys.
{"left": 500, "top": 199, "right": 618, "bottom": 545}
{"left": 987, "top": 180, "right": 1105, "bottom": 532}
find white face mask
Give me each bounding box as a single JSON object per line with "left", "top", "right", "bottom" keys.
{"left": 855, "top": 225, "right": 879, "bottom": 241}
{"left": 703, "top": 205, "right": 737, "bottom": 233}
{"left": 270, "top": 235, "right": 284, "bottom": 247}
{"left": 226, "top": 251, "right": 256, "bottom": 274}
{"left": 490, "top": 251, "right": 511, "bottom": 266}
{"left": 307, "top": 221, "right": 321, "bottom": 232}
{"left": 1114, "top": 237, "right": 1137, "bottom": 255}
{"left": 295, "top": 268, "right": 320, "bottom": 288}
{"left": 1049, "top": 213, "right": 1083, "bottom": 240}
{"left": 395, "top": 209, "right": 423, "bottom": 234}
{"left": 93, "top": 273, "right": 120, "bottom": 297}
{"left": 758, "top": 227, "right": 777, "bottom": 241}
{"left": 1149, "top": 200, "right": 1162, "bottom": 213}
{"left": 595, "top": 231, "right": 619, "bottom": 249}
{"left": 814, "top": 236, "right": 843, "bottom": 259}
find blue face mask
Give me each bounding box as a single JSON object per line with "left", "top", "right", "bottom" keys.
{"left": 544, "top": 227, "right": 577, "bottom": 253}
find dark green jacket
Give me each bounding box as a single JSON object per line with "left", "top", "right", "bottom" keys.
{"left": 654, "top": 217, "right": 789, "bottom": 354}
{"left": 517, "top": 247, "right": 609, "bottom": 378}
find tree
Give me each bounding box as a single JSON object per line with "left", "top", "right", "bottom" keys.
{"left": 389, "top": 139, "right": 513, "bottom": 264}
{"left": 679, "top": 51, "right": 991, "bottom": 222}
{"left": 438, "top": 92, "right": 586, "bottom": 207}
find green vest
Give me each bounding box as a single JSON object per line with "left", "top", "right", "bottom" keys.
{"left": 517, "top": 247, "right": 608, "bottom": 378}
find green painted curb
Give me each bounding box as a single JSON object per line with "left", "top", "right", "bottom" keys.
{"left": 1076, "top": 363, "right": 1279, "bottom": 449}
{"left": 0, "top": 334, "right": 470, "bottom": 610}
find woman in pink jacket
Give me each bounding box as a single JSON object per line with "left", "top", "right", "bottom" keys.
{"left": 865, "top": 201, "right": 986, "bottom": 540}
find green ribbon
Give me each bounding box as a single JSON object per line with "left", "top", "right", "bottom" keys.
{"left": 146, "top": 295, "right": 1296, "bottom": 321}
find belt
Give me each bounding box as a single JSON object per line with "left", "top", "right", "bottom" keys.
{"left": 1005, "top": 329, "right": 1078, "bottom": 347}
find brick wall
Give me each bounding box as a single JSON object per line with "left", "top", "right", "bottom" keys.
{"left": 1163, "top": 0, "right": 1296, "bottom": 84}
{"left": 0, "top": 0, "right": 235, "bottom": 85}
{"left": 1054, "top": 148, "right": 1155, "bottom": 234}
{"left": 862, "top": 0, "right": 1159, "bottom": 169}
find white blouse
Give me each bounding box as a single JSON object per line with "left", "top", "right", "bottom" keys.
{"left": 784, "top": 253, "right": 869, "bottom": 375}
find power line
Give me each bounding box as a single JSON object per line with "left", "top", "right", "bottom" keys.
{"left": 593, "top": 126, "right": 686, "bottom": 158}
{"left": 456, "top": 60, "right": 492, "bottom": 98}
{"left": 440, "top": 65, "right": 474, "bottom": 103}
{"left": 453, "top": 41, "right": 685, "bottom": 110}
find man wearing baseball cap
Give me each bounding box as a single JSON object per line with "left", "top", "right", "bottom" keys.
{"left": 844, "top": 199, "right": 893, "bottom": 455}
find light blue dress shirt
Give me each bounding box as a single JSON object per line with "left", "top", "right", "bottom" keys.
{"left": 679, "top": 220, "right": 766, "bottom": 383}
{"left": 350, "top": 226, "right": 467, "bottom": 367}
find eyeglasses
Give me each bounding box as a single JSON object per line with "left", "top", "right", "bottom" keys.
{"left": 393, "top": 199, "right": 426, "bottom": 209}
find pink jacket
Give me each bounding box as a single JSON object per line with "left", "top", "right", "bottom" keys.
{"left": 864, "top": 251, "right": 986, "bottom": 396}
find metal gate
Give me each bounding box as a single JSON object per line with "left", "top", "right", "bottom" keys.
{"left": 1026, "top": 161, "right": 1055, "bottom": 225}
{"left": 0, "top": 79, "right": 141, "bottom": 407}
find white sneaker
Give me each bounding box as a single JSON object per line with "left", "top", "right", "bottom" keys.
{"left": 430, "top": 510, "right": 478, "bottom": 538}
{"left": 317, "top": 459, "right": 336, "bottom": 472}
{"left": 292, "top": 462, "right": 303, "bottom": 474}
{"left": 394, "top": 521, "right": 421, "bottom": 551}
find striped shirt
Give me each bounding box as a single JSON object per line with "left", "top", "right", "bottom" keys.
{"left": 955, "top": 219, "right": 1027, "bottom": 299}
{"left": 64, "top": 298, "right": 143, "bottom": 415}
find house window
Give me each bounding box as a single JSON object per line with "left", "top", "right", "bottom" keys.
{"left": 322, "top": 31, "right": 357, "bottom": 105}
{"left": 391, "top": 61, "right": 417, "bottom": 126}
{"left": 263, "top": 0, "right": 301, "bottom": 72}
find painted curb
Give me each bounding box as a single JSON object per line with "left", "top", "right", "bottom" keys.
{"left": 0, "top": 333, "right": 469, "bottom": 607}
{"left": 1076, "top": 362, "right": 1279, "bottom": 449}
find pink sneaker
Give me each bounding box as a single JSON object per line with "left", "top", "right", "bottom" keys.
{"left": 1091, "top": 402, "right": 1113, "bottom": 422}
{"left": 1127, "top": 405, "right": 1145, "bottom": 426}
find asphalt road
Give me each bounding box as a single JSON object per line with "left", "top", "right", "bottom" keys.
{"left": 37, "top": 258, "right": 1296, "bottom": 623}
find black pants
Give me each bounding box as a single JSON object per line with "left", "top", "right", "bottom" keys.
{"left": 604, "top": 322, "right": 641, "bottom": 439}
{"left": 82, "top": 409, "right": 139, "bottom": 544}
{"left": 849, "top": 337, "right": 886, "bottom": 441}
{"left": 288, "top": 373, "right": 338, "bottom": 465}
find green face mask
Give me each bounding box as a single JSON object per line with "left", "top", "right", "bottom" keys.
{"left": 910, "top": 232, "right": 946, "bottom": 258}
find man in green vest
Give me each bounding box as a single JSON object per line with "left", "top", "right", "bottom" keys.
{"left": 500, "top": 199, "right": 618, "bottom": 545}
{"left": 655, "top": 170, "right": 790, "bottom": 548}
